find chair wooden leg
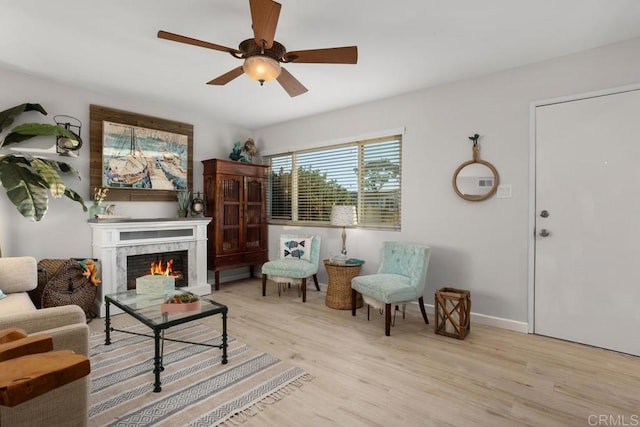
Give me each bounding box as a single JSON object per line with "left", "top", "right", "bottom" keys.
{"left": 312, "top": 274, "right": 320, "bottom": 291}
{"left": 261, "top": 274, "right": 267, "bottom": 296}
{"left": 385, "top": 303, "right": 391, "bottom": 336}
{"left": 419, "top": 296, "right": 429, "bottom": 324}
{"left": 301, "top": 278, "right": 307, "bottom": 302}
{"left": 351, "top": 289, "right": 357, "bottom": 316}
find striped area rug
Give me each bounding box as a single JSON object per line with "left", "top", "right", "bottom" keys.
{"left": 89, "top": 322, "right": 311, "bottom": 426}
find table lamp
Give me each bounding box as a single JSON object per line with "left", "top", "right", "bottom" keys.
{"left": 330, "top": 205, "right": 357, "bottom": 258}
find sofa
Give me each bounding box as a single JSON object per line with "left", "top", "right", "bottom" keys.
{"left": 0, "top": 256, "right": 90, "bottom": 427}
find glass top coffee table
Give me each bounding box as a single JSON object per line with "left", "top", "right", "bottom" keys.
{"left": 104, "top": 290, "right": 228, "bottom": 392}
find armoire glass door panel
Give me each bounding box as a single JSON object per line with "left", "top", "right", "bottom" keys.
{"left": 221, "top": 176, "right": 241, "bottom": 202}
{"left": 246, "top": 205, "right": 261, "bottom": 226}
{"left": 245, "top": 226, "right": 262, "bottom": 249}
{"left": 222, "top": 228, "right": 240, "bottom": 251}
{"left": 246, "top": 179, "right": 263, "bottom": 204}
{"left": 223, "top": 205, "right": 240, "bottom": 227}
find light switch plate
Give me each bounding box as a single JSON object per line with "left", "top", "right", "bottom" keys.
{"left": 497, "top": 184, "right": 512, "bottom": 198}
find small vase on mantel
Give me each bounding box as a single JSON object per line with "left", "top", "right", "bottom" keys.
{"left": 88, "top": 201, "right": 105, "bottom": 219}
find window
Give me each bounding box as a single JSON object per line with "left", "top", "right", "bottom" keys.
{"left": 266, "top": 134, "right": 402, "bottom": 229}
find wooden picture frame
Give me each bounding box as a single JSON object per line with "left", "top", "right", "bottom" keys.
{"left": 89, "top": 105, "right": 193, "bottom": 202}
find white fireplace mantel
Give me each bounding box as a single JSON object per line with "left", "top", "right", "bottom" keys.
{"left": 88, "top": 217, "right": 211, "bottom": 317}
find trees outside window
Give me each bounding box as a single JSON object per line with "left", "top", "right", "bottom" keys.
{"left": 267, "top": 135, "right": 401, "bottom": 229}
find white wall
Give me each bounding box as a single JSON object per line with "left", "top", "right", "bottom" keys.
{"left": 4, "top": 36, "right": 640, "bottom": 328}
{"left": 0, "top": 67, "right": 251, "bottom": 261}
{"left": 255, "top": 37, "right": 640, "bottom": 328}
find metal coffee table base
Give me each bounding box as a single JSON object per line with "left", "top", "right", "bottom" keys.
{"left": 104, "top": 297, "right": 228, "bottom": 392}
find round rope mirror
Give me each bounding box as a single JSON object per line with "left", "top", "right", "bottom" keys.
{"left": 452, "top": 134, "right": 499, "bottom": 202}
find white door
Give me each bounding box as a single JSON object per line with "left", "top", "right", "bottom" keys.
{"left": 534, "top": 88, "right": 640, "bottom": 356}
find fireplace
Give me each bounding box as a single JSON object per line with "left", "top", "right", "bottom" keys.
{"left": 127, "top": 250, "right": 188, "bottom": 290}
{"left": 88, "top": 218, "right": 211, "bottom": 317}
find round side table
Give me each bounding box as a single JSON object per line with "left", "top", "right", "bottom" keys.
{"left": 323, "top": 260, "right": 364, "bottom": 310}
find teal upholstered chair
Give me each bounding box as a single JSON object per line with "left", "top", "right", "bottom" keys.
{"left": 261, "top": 235, "right": 321, "bottom": 302}
{"left": 351, "top": 242, "right": 431, "bottom": 336}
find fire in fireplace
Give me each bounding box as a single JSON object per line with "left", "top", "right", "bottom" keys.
{"left": 127, "top": 250, "right": 188, "bottom": 290}
{"left": 150, "top": 259, "right": 177, "bottom": 276}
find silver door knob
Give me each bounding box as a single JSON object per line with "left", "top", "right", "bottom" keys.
{"left": 539, "top": 229, "right": 550, "bottom": 237}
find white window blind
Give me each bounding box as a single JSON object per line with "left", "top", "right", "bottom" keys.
{"left": 268, "top": 155, "right": 293, "bottom": 220}
{"left": 359, "top": 139, "right": 402, "bottom": 227}
{"left": 266, "top": 134, "right": 402, "bottom": 229}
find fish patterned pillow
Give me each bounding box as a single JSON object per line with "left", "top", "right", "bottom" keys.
{"left": 280, "top": 237, "right": 312, "bottom": 261}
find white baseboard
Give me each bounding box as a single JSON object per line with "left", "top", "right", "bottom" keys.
{"left": 211, "top": 269, "right": 330, "bottom": 292}
{"left": 205, "top": 272, "right": 528, "bottom": 332}
{"left": 422, "top": 303, "right": 529, "bottom": 333}
{"left": 207, "top": 268, "right": 257, "bottom": 286}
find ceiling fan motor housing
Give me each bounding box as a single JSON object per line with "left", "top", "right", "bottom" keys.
{"left": 239, "top": 38, "right": 286, "bottom": 61}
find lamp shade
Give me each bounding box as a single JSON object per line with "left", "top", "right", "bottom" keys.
{"left": 243, "top": 55, "right": 281, "bottom": 84}
{"left": 330, "top": 205, "right": 356, "bottom": 226}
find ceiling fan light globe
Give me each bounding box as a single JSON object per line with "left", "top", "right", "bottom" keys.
{"left": 243, "top": 55, "right": 281, "bottom": 84}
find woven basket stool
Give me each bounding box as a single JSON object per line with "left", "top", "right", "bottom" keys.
{"left": 31, "top": 259, "right": 98, "bottom": 321}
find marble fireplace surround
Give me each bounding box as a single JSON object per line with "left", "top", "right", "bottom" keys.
{"left": 88, "top": 218, "right": 211, "bottom": 317}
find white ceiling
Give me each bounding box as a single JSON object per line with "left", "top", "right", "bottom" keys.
{"left": 2, "top": 1, "right": 640, "bottom": 130}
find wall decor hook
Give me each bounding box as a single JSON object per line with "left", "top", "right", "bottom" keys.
{"left": 468, "top": 133, "right": 480, "bottom": 146}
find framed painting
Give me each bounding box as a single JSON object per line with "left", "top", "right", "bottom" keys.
{"left": 89, "top": 105, "right": 193, "bottom": 201}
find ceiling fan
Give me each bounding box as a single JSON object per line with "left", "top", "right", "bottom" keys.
{"left": 157, "top": 0, "right": 358, "bottom": 97}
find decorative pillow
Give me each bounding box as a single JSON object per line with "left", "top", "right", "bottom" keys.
{"left": 280, "top": 237, "right": 312, "bottom": 261}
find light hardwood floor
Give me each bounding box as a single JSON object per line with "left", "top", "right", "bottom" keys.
{"left": 89, "top": 279, "right": 640, "bottom": 426}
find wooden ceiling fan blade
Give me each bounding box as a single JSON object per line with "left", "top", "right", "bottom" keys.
{"left": 207, "top": 66, "right": 245, "bottom": 85}
{"left": 276, "top": 68, "right": 308, "bottom": 97}
{"left": 284, "top": 46, "right": 358, "bottom": 64}
{"left": 158, "top": 30, "right": 240, "bottom": 55}
{"left": 249, "top": 0, "right": 281, "bottom": 49}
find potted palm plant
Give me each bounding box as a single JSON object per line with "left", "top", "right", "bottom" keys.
{"left": 176, "top": 190, "right": 190, "bottom": 218}
{"left": 0, "top": 103, "right": 86, "bottom": 221}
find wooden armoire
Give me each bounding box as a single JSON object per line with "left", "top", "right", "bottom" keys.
{"left": 202, "top": 159, "right": 269, "bottom": 290}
